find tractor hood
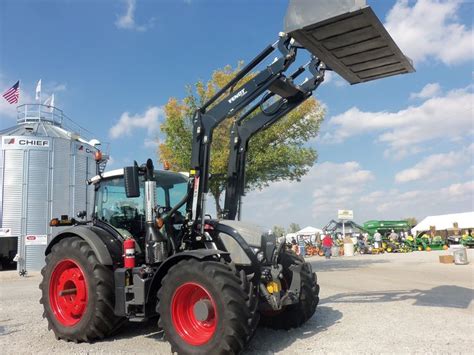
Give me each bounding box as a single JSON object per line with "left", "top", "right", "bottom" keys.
{"left": 284, "top": 0, "right": 414, "bottom": 84}
{"left": 218, "top": 220, "right": 268, "bottom": 248}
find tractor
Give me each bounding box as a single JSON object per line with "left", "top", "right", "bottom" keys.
{"left": 39, "top": 1, "right": 413, "bottom": 353}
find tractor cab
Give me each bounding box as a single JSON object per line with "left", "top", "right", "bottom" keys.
{"left": 90, "top": 169, "right": 188, "bottom": 241}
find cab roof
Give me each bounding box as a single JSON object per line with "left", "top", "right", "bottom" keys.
{"left": 89, "top": 168, "right": 188, "bottom": 184}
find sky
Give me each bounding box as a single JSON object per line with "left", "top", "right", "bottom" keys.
{"left": 1, "top": 0, "right": 473, "bottom": 230}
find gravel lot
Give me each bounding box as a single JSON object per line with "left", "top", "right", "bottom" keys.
{"left": 1, "top": 250, "right": 473, "bottom": 354}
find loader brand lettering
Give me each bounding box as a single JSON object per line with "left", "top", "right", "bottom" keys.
{"left": 228, "top": 88, "right": 247, "bottom": 104}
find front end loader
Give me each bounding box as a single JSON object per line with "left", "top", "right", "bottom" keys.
{"left": 39, "top": 1, "right": 413, "bottom": 354}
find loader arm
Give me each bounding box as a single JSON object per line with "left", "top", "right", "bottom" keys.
{"left": 223, "top": 57, "right": 327, "bottom": 220}
{"left": 185, "top": 35, "right": 300, "bottom": 232}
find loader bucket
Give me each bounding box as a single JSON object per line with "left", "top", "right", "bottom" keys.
{"left": 284, "top": 0, "right": 414, "bottom": 84}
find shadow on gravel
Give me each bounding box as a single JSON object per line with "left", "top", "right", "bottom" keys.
{"left": 0, "top": 324, "right": 22, "bottom": 336}
{"left": 104, "top": 319, "right": 165, "bottom": 343}
{"left": 244, "top": 306, "right": 343, "bottom": 354}
{"left": 308, "top": 258, "right": 389, "bottom": 272}
{"left": 322, "top": 285, "right": 473, "bottom": 309}
{"left": 99, "top": 306, "right": 342, "bottom": 352}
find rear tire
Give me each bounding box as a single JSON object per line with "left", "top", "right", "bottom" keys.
{"left": 260, "top": 251, "right": 319, "bottom": 330}
{"left": 39, "top": 237, "right": 122, "bottom": 342}
{"left": 157, "top": 258, "right": 258, "bottom": 354}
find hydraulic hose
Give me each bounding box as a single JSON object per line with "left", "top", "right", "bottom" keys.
{"left": 163, "top": 192, "right": 189, "bottom": 223}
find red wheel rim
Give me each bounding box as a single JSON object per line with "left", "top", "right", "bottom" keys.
{"left": 49, "top": 259, "right": 88, "bottom": 326}
{"left": 171, "top": 282, "right": 217, "bottom": 346}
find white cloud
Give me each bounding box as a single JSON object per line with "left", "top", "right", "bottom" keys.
{"left": 106, "top": 155, "right": 115, "bottom": 167}
{"left": 243, "top": 157, "right": 474, "bottom": 228}
{"left": 308, "top": 162, "right": 374, "bottom": 215}
{"left": 109, "top": 106, "right": 163, "bottom": 139}
{"left": 51, "top": 83, "right": 67, "bottom": 92}
{"left": 322, "top": 71, "right": 333, "bottom": 85}
{"left": 385, "top": 0, "right": 474, "bottom": 65}
{"left": 410, "top": 83, "right": 442, "bottom": 100}
{"left": 144, "top": 137, "right": 160, "bottom": 148}
{"left": 361, "top": 180, "right": 473, "bottom": 214}
{"left": 441, "top": 180, "right": 474, "bottom": 198}
{"left": 322, "top": 85, "right": 473, "bottom": 157}
{"left": 244, "top": 161, "right": 374, "bottom": 226}
{"left": 395, "top": 144, "right": 474, "bottom": 183}
{"left": 115, "top": 0, "right": 153, "bottom": 32}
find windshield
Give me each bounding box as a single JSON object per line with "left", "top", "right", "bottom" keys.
{"left": 94, "top": 170, "right": 187, "bottom": 238}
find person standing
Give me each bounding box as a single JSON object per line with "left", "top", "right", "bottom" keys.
{"left": 389, "top": 229, "right": 399, "bottom": 242}
{"left": 374, "top": 230, "right": 382, "bottom": 249}
{"left": 291, "top": 238, "right": 299, "bottom": 255}
{"left": 322, "top": 234, "right": 333, "bottom": 259}
{"left": 298, "top": 236, "right": 306, "bottom": 257}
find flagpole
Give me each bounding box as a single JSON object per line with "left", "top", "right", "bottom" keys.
{"left": 36, "top": 79, "right": 41, "bottom": 120}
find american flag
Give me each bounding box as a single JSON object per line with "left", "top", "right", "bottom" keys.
{"left": 2, "top": 80, "right": 20, "bottom": 104}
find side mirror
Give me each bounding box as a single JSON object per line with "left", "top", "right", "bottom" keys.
{"left": 77, "top": 210, "right": 87, "bottom": 219}
{"left": 124, "top": 164, "right": 140, "bottom": 198}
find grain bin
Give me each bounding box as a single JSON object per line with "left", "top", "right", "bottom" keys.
{"left": 0, "top": 104, "right": 100, "bottom": 273}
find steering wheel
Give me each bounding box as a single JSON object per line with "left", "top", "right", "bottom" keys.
{"left": 156, "top": 205, "right": 171, "bottom": 215}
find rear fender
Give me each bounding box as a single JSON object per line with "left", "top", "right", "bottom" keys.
{"left": 45, "top": 225, "right": 123, "bottom": 267}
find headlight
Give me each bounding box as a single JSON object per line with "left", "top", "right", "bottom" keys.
{"left": 251, "top": 247, "right": 260, "bottom": 254}
{"left": 455, "top": 238, "right": 459, "bottom": 242}
{"left": 256, "top": 252, "right": 265, "bottom": 262}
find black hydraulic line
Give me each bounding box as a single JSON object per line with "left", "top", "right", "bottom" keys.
{"left": 236, "top": 62, "right": 309, "bottom": 125}
{"left": 163, "top": 192, "right": 188, "bottom": 223}
{"left": 289, "top": 64, "right": 306, "bottom": 80}
{"left": 200, "top": 44, "right": 275, "bottom": 112}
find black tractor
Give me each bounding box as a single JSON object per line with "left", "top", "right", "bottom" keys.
{"left": 39, "top": 1, "right": 413, "bottom": 353}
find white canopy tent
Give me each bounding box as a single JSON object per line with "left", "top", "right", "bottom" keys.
{"left": 411, "top": 212, "right": 474, "bottom": 235}
{"left": 296, "top": 226, "right": 323, "bottom": 243}
{"left": 297, "top": 226, "right": 323, "bottom": 235}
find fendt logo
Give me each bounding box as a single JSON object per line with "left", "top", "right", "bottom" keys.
{"left": 228, "top": 88, "right": 248, "bottom": 104}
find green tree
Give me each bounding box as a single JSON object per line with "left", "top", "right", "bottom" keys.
{"left": 159, "top": 64, "right": 325, "bottom": 216}
{"left": 272, "top": 225, "right": 286, "bottom": 238}
{"left": 404, "top": 217, "right": 418, "bottom": 227}
{"left": 288, "top": 223, "right": 301, "bottom": 233}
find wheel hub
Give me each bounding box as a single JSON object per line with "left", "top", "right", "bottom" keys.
{"left": 193, "top": 299, "right": 214, "bottom": 321}
{"left": 49, "top": 259, "right": 88, "bottom": 326}
{"left": 171, "top": 282, "right": 217, "bottom": 346}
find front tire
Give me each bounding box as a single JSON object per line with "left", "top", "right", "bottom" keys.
{"left": 260, "top": 251, "right": 320, "bottom": 330}
{"left": 39, "top": 237, "right": 122, "bottom": 342}
{"left": 157, "top": 258, "right": 258, "bottom": 354}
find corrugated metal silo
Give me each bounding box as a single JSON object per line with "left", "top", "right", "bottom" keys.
{"left": 0, "top": 104, "right": 99, "bottom": 272}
